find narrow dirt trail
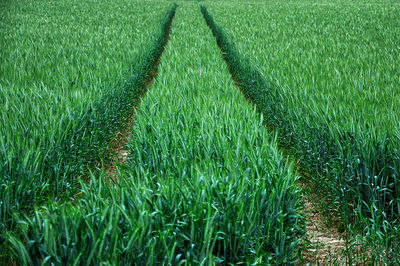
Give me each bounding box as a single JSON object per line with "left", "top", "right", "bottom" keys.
{"left": 105, "top": 7, "right": 176, "bottom": 182}
{"left": 300, "top": 182, "right": 347, "bottom": 265}
{"left": 200, "top": 6, "right": 349, "bottom": 264}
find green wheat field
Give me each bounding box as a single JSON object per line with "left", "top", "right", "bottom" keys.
{"left": 1, "top": 0, "right": 399, "bottom": 264}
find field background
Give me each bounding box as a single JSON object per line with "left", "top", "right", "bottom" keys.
{"left": 1, "top": 0, "right": 400, "bottom": 264}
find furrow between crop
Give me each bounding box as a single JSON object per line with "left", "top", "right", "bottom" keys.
{"left": 201, "top": 3, "right": 400, "bottom": 263}
{"left": 105, "top": 4, "right": 177, "bottom": 182}
{"left": 200, "top": 5, "right": 348, "bottom": 264}
{"left": 0, "top": 2, "right": 176, "bottom": 256}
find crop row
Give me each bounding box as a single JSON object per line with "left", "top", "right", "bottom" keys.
{"left": 6, "top": 4, "right": 304, "bottom": 264}
{"left": 204, "top": 1, "right": 400, "bottom": 261}
{"left": 0, "top": 0, "right": 175, "bottom": 234}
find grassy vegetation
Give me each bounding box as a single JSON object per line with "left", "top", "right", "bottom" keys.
{"left": 0, "top": 0, "right": 174, "bottom": 234}
{"left": 5, "top": 4, "right": 304, "bottom": 264}
{"left": 3, "top": 0, "right": 399, "bottom": 263}
{"left": 204, "top": 0, "right": 400, "bottom": 262}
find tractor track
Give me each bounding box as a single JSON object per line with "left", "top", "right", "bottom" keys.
{"left": 200, "top": 5, "right": 348, "bottom": 264}
{"left": 104, "top": 5, "right": 177, "bottom": 182}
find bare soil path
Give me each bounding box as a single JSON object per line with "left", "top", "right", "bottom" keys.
{"left": 105, "top": 7, "right": 176, "bottom": 182}
{"left": 300, "top": 182, "right": 348, "bottom": 265}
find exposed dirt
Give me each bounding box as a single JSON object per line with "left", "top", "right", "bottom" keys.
{"left": 105, "top": 115, "right": 135, "bottom": 183}
{"left": 104, "top": 9, "right": 175, "bottom": 182}
{"left": 300, "top": 183, "right": 348, "bottom": 265}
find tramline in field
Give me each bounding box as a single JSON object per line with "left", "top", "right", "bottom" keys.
{"left": 0, "top": 0, "right": 174, "bottom": 233}
{"left": 205, "top": 0, "right": 400, "bottom": 261}
{"left": 5, "top": 4, "right": 303, "bottom": 264}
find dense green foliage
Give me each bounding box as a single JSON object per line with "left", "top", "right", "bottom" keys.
{"left": 3, "top": 0, "right": 399, "bottom": 263}
{"left": 6, "top": 4, "right": 304, "bottom": 264}
{"left": 0, "top": 0, "right": 174, "bottom": 232}
{"left": 204, "top": 0, "right": 400, "bottom": 261}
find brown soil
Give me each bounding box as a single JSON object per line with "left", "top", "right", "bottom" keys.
{"left": 105, "top": 116, "right": 134, "bottom": 183}
{"left": 300, "top": 182, "right": 348, "bottom": 265}
{"left": 104, "top": 10, "right": 175, "bottom": 182}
